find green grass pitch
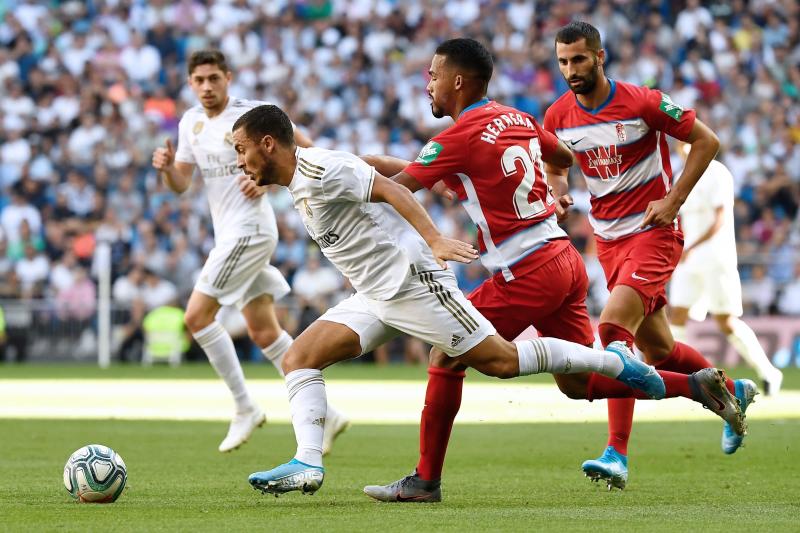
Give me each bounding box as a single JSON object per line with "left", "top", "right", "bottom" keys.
{"left": 1, "top": 364, "right": 798, "bottom": 532}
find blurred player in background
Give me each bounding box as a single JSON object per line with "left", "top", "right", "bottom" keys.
{"left": 544, "top": 22, "right": 757, "bottom": 489}
{"left": 151, "top": 50, "right": 349, "bottom": 454}
{"left": 362, "top": 38, "right": 744, "bottom": 500}
{"left": 669, "top": 142, "right": 782, "bottom": 401}
{"left": 232, "top": 104, "right": 667, "bottom": 497}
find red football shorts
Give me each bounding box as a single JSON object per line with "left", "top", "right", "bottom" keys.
{"left": 468, "top": 244, "right": 594, "bottom": 345}
{"left": 596, "top": 227, "right": 684, "bottom": 316}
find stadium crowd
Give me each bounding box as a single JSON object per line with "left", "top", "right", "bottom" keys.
{"left": 1, "top": 0, "right": 799, "bottom": 360}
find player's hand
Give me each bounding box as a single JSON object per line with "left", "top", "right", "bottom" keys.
{"left": 152, "top": 139, "right": 176, "bottom": 171}
{"left": 429, "top": 236, "right": 478, "bottom": 269}
{"left": 640, "top": 196, "right": 681, "bottom": 229}
{"left": 431, "top": 180, "right": 456, "bottom": 201}
{"left": 238, "top": 174, "right": 266, "bottom": 199}
{"left": 555, "top": 194, "right": 574, "bottom": 223}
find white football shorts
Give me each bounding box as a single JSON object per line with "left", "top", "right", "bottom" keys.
{"left": 319, "top": 265, "right": 495, "bottom": 357}
{"left": 669, "top": 261, "right": 743, "bottom": 320}
{"left": 195, "top": 233, "right": 290, "bottom": 309}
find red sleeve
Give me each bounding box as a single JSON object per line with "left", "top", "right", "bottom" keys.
{"left": 531, "top": 117, "right": 560, "bottom": 160}
{"left": 639, "top": 87, "right": 696, "bottom": 141}
{"left": 403, "top": 131, "right": 465, "bottom": 189}
{"left": 542, "top": 105, "right": 557, "bottom": 134}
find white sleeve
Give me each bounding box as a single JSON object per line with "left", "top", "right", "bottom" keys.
{"left": 174, "top": 115, "right": 195, "bottom": 164}
{"left": 320, "top": 155, "right": 375, "bottom": 203}
{"left": 708, "top": 163, "right": 733, "bottom": 209}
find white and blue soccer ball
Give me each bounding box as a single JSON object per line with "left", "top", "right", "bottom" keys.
{"left": 63, "top": 445, "right": 127, "bottom": 503}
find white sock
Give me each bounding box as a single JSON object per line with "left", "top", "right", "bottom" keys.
{"left": 516, "top": 338, "right": 624, "bottom": 378}
{"left": 193, "top": 321, "right": 255, "bottom": 413}
{"left": 727, "top": 318, "right": 778, "bottom": 379}
{"left": 286, "top": 369, "right": 326, "bottom": 467}
{"left": 670, "top": 324, "right": 688, "bottom": 343}
{"left": 262, "top": 330, "right": 293, "bottom": 377}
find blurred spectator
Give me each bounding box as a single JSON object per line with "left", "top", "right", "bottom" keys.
{"left": 0, "top": 1, "right": 798, "bottom": 366}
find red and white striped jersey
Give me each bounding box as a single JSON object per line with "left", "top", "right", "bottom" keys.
{"left": 543, "top": 80, "right": 696, "bottom": 241}
{"left": 405, "top": 98, "right": 569, "bottom": 282}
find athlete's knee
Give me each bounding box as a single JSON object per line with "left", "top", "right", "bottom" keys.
{"left": 554, "top": 375, "right": 588, "bottom": 400}
{"left": 428, "top": 348, "right": 460, "bottom": 370}
{"left": 184, "top": 306, "right": 215, "bottom": 334}
{"left": 281, "top": 347, "right": 313, "bottom": 374}
{"left": 714, "top": 314, "right": 734, "bottom": 335}
{"left": 248, "top": 326, "right": 281, "bottom": 349}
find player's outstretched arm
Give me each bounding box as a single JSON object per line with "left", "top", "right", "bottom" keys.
{"left": 360, "top": 154, "right": 409, "bottom": 177}
{"left": 369, "top": 174, "right": 477, "bottom": 268}
{"left": 152, "top": 139, "right": 194, "bottom": 194}
{"left": 641, "top": 119, "right": 719, "bottom": 228}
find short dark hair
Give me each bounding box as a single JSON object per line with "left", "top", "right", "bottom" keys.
{"left": 434, "top": 38, "right": 493, "bottom": 83}
{"left": 187, "top": 49, "right": 230, "bottom": 75}
{"left": 232, "top": 105, "right": 294, "bottom": 146}
{"left": 555, "top": 21, "right": 602, "bottom": 51}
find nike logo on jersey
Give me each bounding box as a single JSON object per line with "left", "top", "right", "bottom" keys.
{"left": 569, "top": 137, "right": 585, "bottom": 146}
{"left": 631, "top": 272, "right": 649, "bottom": 281}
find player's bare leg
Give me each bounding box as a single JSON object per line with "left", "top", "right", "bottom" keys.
{"left": 242, "top": 294, "right": 351, "bottom": 455}
{"left": 248, "top": 320, "right": 362, "bottom": 495}
{"left": 185, "top": 290, "right": 265, "bottom": 452}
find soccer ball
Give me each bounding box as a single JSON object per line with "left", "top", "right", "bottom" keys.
{"left": 63, "top": 445, "right": 127, "bottom": 503}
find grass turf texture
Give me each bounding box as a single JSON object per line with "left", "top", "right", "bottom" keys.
{"left": 2, "top": 365, "right": 798, "bottom": 532}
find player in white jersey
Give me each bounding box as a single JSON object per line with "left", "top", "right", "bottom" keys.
{"left": 230, "top": 104, "right": 666, "bottom": 497}
{"left": 151, "top": 50, "right": 349, "bottom": 453}
{"left": 669, "top": 143, "right": 783, "bottom": 398}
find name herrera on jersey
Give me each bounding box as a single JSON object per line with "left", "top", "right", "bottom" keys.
{"left": 480, "top": 113, "right": 536, "bottom": 144}
{"left": 200, "top": 163, "right": 239, "bottom": 178}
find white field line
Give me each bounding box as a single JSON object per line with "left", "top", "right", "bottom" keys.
{"left": 1, "top": 379, "right": 798, "bottom": 424}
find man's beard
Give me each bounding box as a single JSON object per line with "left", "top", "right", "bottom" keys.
{"left": 254, "top": 159, "right": 277, "bottom": 186}
{"left": 567, "top": 62, "right": 599, "bottom": 95}
{"left": 430, "top": 101, "right": 444, "bottom": 119}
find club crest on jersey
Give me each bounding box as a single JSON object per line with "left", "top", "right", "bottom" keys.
{"left": 615, "top": 123, "right": 627, "bottom": 143}
{"left": 659, "top": 92, "right": 684, "bottom": 121}
{"left": 586, "top": 145, "right": 622, "bottom": 181}
{"left": 193, "top": 121, "right": 204, "bottom": 135}
{"left": 224, "top": 132, "right": 233, "bottom": 146}
{"left": 415, "top": 141, "right": 443, "bottom": 166}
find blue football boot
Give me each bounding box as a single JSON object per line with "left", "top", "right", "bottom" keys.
{"left": 722, "top": 379, "right": 758, "bottom": 454}
{"left": 582, "top": 446, "right": 628, "bottom": 490}
{"left": 606, "top": 341, "right": 666, "bottom": 400}
{"left": 249, "top": 459, "right": 325, "bottom": 496}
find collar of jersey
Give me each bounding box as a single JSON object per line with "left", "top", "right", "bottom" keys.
{"left": 575, "top": 78, "right": 616, "bottom": 115}
{"left": 458, "top": 97, "right": 491, "bottom": 120}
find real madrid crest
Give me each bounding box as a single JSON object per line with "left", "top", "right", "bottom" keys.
{"left": 193, "top": 121, "right": 204, "bottom": 135}
{"left": 224, "top": 131, "right": 233, "bottom": 146}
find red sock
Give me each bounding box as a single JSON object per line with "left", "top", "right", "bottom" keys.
{"left": 598, "top": 322, "right": 635, "bottom": 349}
{"left": 657, "top": 342, "right": 735, "bottom": 394}
{"left": 416, "top": 367, "right": 465, "bottom": 481}
{"left": 587, "top": 370, "right": 691, "bottom": 400}
{"left": 597, "top": 323, "right": 636, "bottom": 456}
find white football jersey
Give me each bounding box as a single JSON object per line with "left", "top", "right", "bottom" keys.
{"left": 678, "top": 159, "right": 737, "bottom": 269}
{"left": 288, "top": 146, "right": 439, "bottom": 300}
{"left": 175, "top": 97, "right": 277, "bottom": 242}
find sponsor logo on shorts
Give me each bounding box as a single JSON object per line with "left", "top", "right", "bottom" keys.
{"left": 631, "top": 272, "right": 649, "bottom": 281}
{"left": 450, "top": 334, "right": 464, "bottom": 348}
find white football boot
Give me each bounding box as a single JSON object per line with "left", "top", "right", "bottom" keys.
{"left": 219, "top": 408, "right": 267, "bottom": 452}
{"left": 322, "top": 409, "right": 351, "bottom": 456}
